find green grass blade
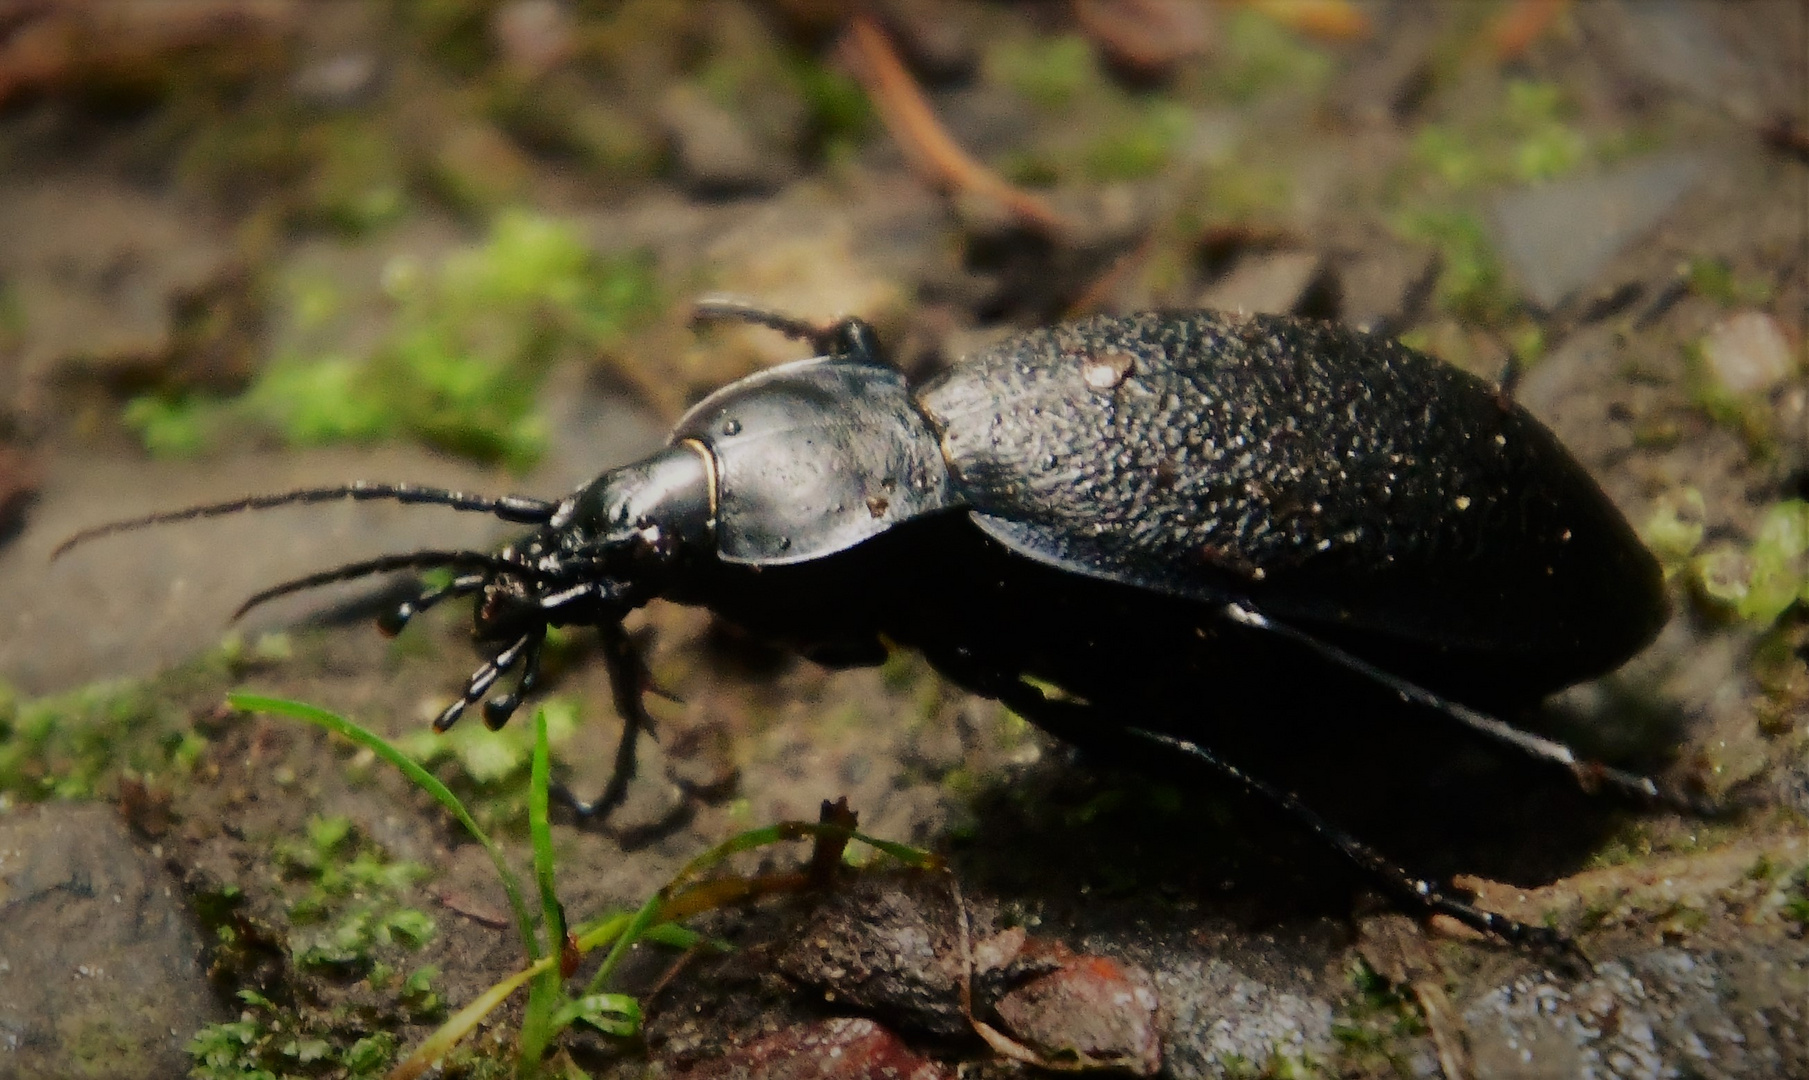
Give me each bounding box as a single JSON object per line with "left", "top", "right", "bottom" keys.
{"left": 389, "top": 958, "right": 551, "bottom": 1080}
{"left": 585, "top": 893, "right": 663, "bottom": 995}
{"left": 227, "top": 692, "right": 540, "bottom": 963}
{"left": 528, "top": 706, "right": 564, "bottom": 954}
{"left": 519, "top": 705, "right": 567, "bottom": 1063}
{"left": 549, "top": 993, "right": 641, "bottom": 1038}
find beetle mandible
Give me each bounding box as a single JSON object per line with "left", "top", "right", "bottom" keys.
{"left": 57, "top": 302, "right": 1675, "bottom": 945}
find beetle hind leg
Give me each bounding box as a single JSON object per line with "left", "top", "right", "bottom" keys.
{"left": 925, "top": 645, "right": 1572, "bottom": 951}
{"left": 1217, "top": 603, "right": 1710, "bottom": 815}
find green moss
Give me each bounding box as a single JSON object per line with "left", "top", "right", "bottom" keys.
{"left": 189, "top": 989, "right": 402, "bottom": 1080}
{"left": 390, "top": 695, "right": 580, "bottom": 828}
{"left": 1686, "top": 257, "right": 1776, "bottom": 307}
{"left": 1642, "top": 488, "right": 1707, "bottom": 570}
{"left": 990, "top": 34, "right": 1098, "bottom": 111}
{"left": 1084, "top": 100, "right": 1192, "bottom": 181}
{"left": 1688, "top": 501, "right": 1809, "bottom": 625}
{"left": 1208, "top": 9, "right": 1333, "bottom": 104}
{"left": 250, "top": 356, "right": 395, "bottom": 444}
{"left": 300, "top": 120, "right": 409, "bottom": 235}
{"left": 273, "top": 815, "right": 435, "bottom": 975}
{"left": 123, "top": 394, "right": 222, "bottom": 459}
{"left": 1785, "top": 867, "right": 1809, "bottom": 928}
{"left": 1392, "top": 209, "right": 1513, "bottom": 324}
{"left": 0, "top": 678, "right": 196, "bottom": 802}
{"left": 1506, "top": 320, "right": 1546, "bottom": 367}
{"left": 1330, "top": 959, "right": 1428, "bottom": 1074}
{"left": 1685, "top": 338, "right": 1780, "bottom": 457}
{"left": 1410, "top": 79, "right": 1591, "bottom": 195}
{"left": 794, "top": 65, "right": 869, "bottom": 140}
{"left": 132, "top": 212, "right": 662, "bottom": 469}
{"left": 1502, "top": 81, "right": 1588, "bottom": 182}
{"left": 1196, "top": 158, "right": 1296, "bottom": 224}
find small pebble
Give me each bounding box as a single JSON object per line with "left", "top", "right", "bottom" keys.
{"left": 1701, "top": 311, "right": 1797, "bottom": 396}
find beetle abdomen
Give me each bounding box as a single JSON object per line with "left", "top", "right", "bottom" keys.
{"left": 917, "top": 312, "right": 1666, "bottom": 695}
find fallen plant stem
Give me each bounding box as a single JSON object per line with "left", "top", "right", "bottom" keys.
{"left": 1487, "top": 0, "right": 1571, "bottom": 62}
{"left": 841, "top": 13, "right": 1070, "bottom": 234}
{"left": 1231, "top": 0, "right": 1370, "bottom": 40}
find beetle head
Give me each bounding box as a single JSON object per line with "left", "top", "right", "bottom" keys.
{"left": 461, "top": 440, "right": 717, "bottom": 628}
{"left": 411, "top": 441, "right": 717, "bottom": 730}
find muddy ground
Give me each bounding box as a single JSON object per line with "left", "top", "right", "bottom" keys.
{"left": 1, "top": 2, "right": 1806, "bottom": 1078}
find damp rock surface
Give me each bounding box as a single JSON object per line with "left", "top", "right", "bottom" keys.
{"left": 0, "top": 803, "right": 224, "bottom": 1080}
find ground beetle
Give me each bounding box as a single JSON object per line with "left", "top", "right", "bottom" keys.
{"left": 57, "top": 302, "right": 1676, "bottom": 945}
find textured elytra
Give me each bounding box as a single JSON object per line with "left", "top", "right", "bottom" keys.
{"left": 916, "top": 312, "right": 1664, "bottom": 685}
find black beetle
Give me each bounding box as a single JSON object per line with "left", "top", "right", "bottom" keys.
{"left": 57, "top": 302, "right": 1674, "bottom": 944}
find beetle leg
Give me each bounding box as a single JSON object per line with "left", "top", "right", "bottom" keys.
{"left": 232, "top": 550, "right": 538, "bottom": 622}
{"left": 481, "top": 628, "right": 546, "bottom": 730}
{"left": 690, "top": 298, "right": 882, "bottom": 365}
{"left": 435, "top": 632, "right": 534, "bottom": 732}
{"left": 1115, "top": 726, "right": 1574, "bottom": 951}
{"left": 1218, "top": 603, "right": 1706, "bottom": 814}
{"left": 936, "top": 651, "right": 1572, "bottom": 951}
{"left": 557, "top": 620, "right": 659, "bottom": 821}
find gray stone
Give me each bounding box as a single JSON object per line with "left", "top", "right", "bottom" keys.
{"left": 1464, "top": 946, "right": 1809, "bottom": 1079}
{"left": 1197, "top": 252, "right": 1323, "bottom": 317}
{"left": 659, "top": 85, "right": 792, "bottom": 196}
{"left": 1701, "top": 311, "right": 1798, "bottom": 397}
{"left": 0, "top": 803, "right": 224, "bottom": 1079}
{"left": 1490, "top": 154, "right": 1705, "bottom": 310}
{"left": 0, "top": 180, "right": 233, "bottom": 385}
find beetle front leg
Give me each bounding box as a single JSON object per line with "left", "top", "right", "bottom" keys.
{"left": 480, "top": 629, "right": 545, "bottom": 730}
{"left": 558, "top": 620, "right": 659, "bottom": 822}
{"left": 435, "top": 632, "right": 536, "bottom": 732}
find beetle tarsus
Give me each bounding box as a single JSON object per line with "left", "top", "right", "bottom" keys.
{"left": 435, "top": 632, "right": 534, "bottom": 732}
{"left": 482, "top": 631, "right": 545, "bottom": 729}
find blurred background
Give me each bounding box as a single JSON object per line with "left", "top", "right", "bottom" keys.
{"left": 0, "top": 0, "right": 1801, "bottom": 691}
{"left": 0, "top": 2, "right": 1805, "bottom": 1078}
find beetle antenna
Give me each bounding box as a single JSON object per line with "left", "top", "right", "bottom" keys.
{"left": 231, "top": 551, "right": 534, "bottom": 621}
{"left": 52, "top": 483, "right": 558, "bottom": 560}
